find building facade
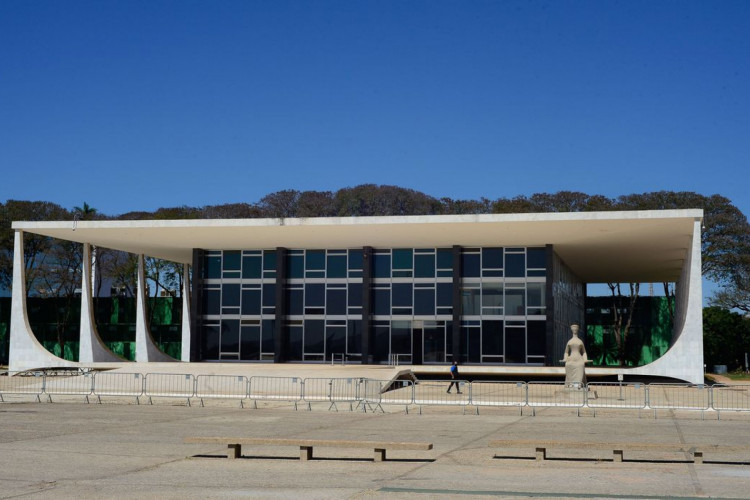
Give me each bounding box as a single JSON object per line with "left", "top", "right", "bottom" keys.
{"left": 9, "top": 210, "right": 705, "bottom": 383}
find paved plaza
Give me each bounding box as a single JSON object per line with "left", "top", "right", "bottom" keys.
{"left": 1, "top": 393, "right": 750, "bottom": 499}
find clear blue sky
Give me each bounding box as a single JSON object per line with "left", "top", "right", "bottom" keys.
{"left": 1, "top": 0, "right": 748, "bottom": 218}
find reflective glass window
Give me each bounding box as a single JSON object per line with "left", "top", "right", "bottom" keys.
{"left": 392, "top": 249, "right": 413, "bottom": 277}
{"left": 347, "top": 320, "right": 361, "bottom": 354}
{"left": 437, "top": 283, "right": 453, "bottom": 307}
{"left": 505, "top": 326, "right": 525, "bottom": 363}
{"left": 223, "top": 250, "right": 241, "bottom": 271}
{"left": 348, "top": 249, "right": 363, "bottom": 270}
{"left": 287, "top": 287, "right": 303, "bottom": 315}
{"left": 373, "top": 288, "right": 391, "bottom": 316}
{"left": 288, "top": 253, "right": 304, "bottom": 279}
{"left": 261, "top": 319, "right": 275, "bottom": 352}
{"left": 327, "top": 254, "right": 347, "bottom": 278}
{"left": 203, "top": 287, "right": 220, "bottom": 315}
{"left": 527, "top": 320, "right": 546, "bottom": 356}
{"left": 482, "top": 248, "right": 503, "bottom": 269}
{"left": 288, "top": 324, "right": 303, "bottom": 360}
{"left": 482, "top": 320, "right": 503, "bottom": 355}
{"left": 326, "top": 324, "right": 346, "bottom": 354}
{"left": 461, "top": 287, "right": 480, "bottom": 315}
{"left": 415, "top": 253, "right": 435, "bottom": 278}
{"left": 305, "top": 283, "right": 325, "bottom": 307}
{"left": 262, "top": 284, "right": 275, "bottom": 307}
{"left": 391, "top": 321, "right": 411, "bottom": 354}
{"left": 304, "top": 320, "right": 325, "bottom": 353}
{"left": 392, "top": 283, "right": 413, "bottom": 307}
{"left": 305, "top": 250, "right": 325, "bottom": 271}
{"left": 482, "top": 282, "right": 503, "bottom": 314}
{"left": 437, "top": 249, "right": 453, "bottom": 270}
{"left": 242, "top": 255, "right": 262, "bottom": 279}
{"left": 348, "top": 283, "right": 362, "bottom": 308}
{"left": 527, "top": 282, "right": 546, "bottom": 314}
{"left": 241, "top": 289, "right": 261, "bottom": 315}
{"left": 263, "top": 250, "right": 277, "bottom": 270}
{"left": 327, "top": 288, "right": 346, "bottom": 315}
{"left": 527, "top": 247, "right": 546, "bottom": 269}
{"left": 461, "top": 253, "right": 480, "bottom": 277}
{"left": 240, "top": 325, "right": 260, "bottom": 360}
{"left": 373, "top": 253, "right": 391, "bottom": 278}
{"left": 220, "top": 319, "right": 240, "bottom": 353}
{"left": 415, "top": 288, "right": 436, "bottom": 315}
{"left": 204, "top": 256, "right": 221, "bottom": 279}
{"left": 505, "top": 286, "right": 525, "bottom": 315}
{"left": 505, "top": 253, "right": 525, "bottom": 278}
{"left": 221, "top": 284, "right": 240, "bottom": 307}
{"left": 202, "top": 323, "right": 220, "bottom": 359}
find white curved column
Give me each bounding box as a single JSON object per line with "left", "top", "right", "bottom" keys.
{"left": 8, "top": 230, "right": 74, "bottom": 372}
{"left": 79, "top": 243, "right": 125, "bottom": 363}
{"left": 135, "top": 254, "right": 175, "bottom": 362}
{"left": 625, "top": 219, "right": 704, "bottom": 384}
{"left": 180, "top": 263, "right": 192, "bottom": 362}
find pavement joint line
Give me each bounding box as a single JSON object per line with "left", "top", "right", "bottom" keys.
{"left": 378, "top": 487, "right": 742, "bottom": 499}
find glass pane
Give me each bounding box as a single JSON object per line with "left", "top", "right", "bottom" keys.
{"left": 460, "top": 287, "right": 480, "bottom": 315}
{"left": 306, "top": 250, "right": 325, "bottom": 271}
{"left": 326, "top": 288, "right": 346, "bottom": 315}
{"left": 392, "top": 283, "right": 413, "bottom": 307}
{"left": 263, "top": 250, "right": 277, "bottom": 271}
{"left": 423, "top": 324, "right": 444, "bottom": 363}
{"left": 326, "top": 326, "right": 346, "bottom": 355}
{"left": 482, "top": 248, "right": 503, "bottom": 269}
{"left": 461, "top": 253, "right": 480, "bottom": 277}
{"left": 204, "top": 256, "right": 221, "bottom": 279}
{"left": 348, "top": 283, "right": 362, "bottom": 308}
{"left": 262, "top": 284, "right": 275, "bottom": 307}
{"left": 505, "top": 286, "right": 525, "bottom": 315}
{"left": 288, "top": 325, "right": 303, "bottom": 360}
{"left": 221, "top": 284, "right": 240, "bottom": 307}
{"left": 305, "top": 283, "right": 325, "bottom": 307}
{"left": 482, "top": 320, "right": 503, "bottom": 355}
{"left": 374, "top": 325, "right": 389, "bottom": 362}
{"left": 220, "top": 319, "right": 240, "bottom": 353}
{"left": 482, "top": 282, "right": 503, "bottom": 314}
{"left": 415, "top": 253, "right": 435, "bottom": 278}
{"left": 527, "top": 282, "right": 546, "bottom": 310}
{"left": 505, "top": 253, "right": 525, "bottom": 278}
{"left": 347, "top": 320, "right": 361, "bottom": 354}
{"left": 391, "top": 321, "right": 411, "bottom": 354}
{"left": 373, "top": 253, "right": 391, "bottom": 278}
{"left": 261, "top": 319, "right": 275, "bottom": 353}
{"left": 223, "top": 250, "right": 241, "bottom": 271}
{"left": 437, "top": 248, "right": 453, "bottom": 270}
{"left": 437, "top": 283, "right": 453, "bottom": 307}
{"left": 527, "top": 320, "right": 546, "bottom": 356}
{"left": 288, "top": 254, "right": 303, "bottom": 279}
{"left": 202, "top": 324, "right": 220, "bottom": 359}
{"left": 415, "top": 288, "right": 436, "bottom": 315}
{"left": 203, "top": 288, "right": 220, "bottom": 315}
{"left": 527, "top": 247, "right": 546, "bottom": 269}
{"left": 242, "top": 255, "right": 262, "bottom": 279}
{"left": 287, "top": 288, "right": 303, "bottom": 315}
{"left": 240, "top": 325, "right": 260, "bottom": 360}
{"left": 304, "top": 320, "right": 325, "bottom": 353}
{"left": 373, "top": 288, "right": 391, "bottom": 316}
{"left": 392, "top": 249, "right": 413, "bottom": 270}
{"left": 241, "top": 289, "right": 261, "bottom": 315}
{"left": 348, "top": 249, "right": 363, "bottom": 270}
{"left": 505, "top": 326, "right": 525, "bottom": 363}
{"left": 327, "top": 255, "right": 347, "bottom": 278}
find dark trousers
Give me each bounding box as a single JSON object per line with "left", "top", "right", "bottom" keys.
{"left": 447, "top": 380, "right": 461, "bottom": 392}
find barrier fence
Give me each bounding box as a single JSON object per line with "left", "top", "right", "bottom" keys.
{"left": 0, "top": 371, "right": 748, "bottom": 417}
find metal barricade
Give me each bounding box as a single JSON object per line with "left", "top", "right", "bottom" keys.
{"left": 413, "top": 379, "right": 469, "bottom": 410}
{"left": 92, "top": 372, "right": 145, "bottom": 404}
{"left": 647, "top": 383, "right": 711, "bottom": 417}
{"left": 43, "top": 371, "right": 94, "bottom": 403}
{"left": 586, "top": 382, "right": 647, "bottom": 411}
{"left": 360, "top": 378, "right": 414, "bottom": 413}
{"left": 469, "top": 381, "right": 526, "bottom": 413}
{"left": 195, "top": 375, "right": 249, "bottom": 407}
{"left": 144, "top": 373, "right": 196, "bottom": 405}
{"left": 711, "top": 384, "right": 750, "bottom": 414}
{"left": 0, "top": 371, "right": 46, "bottom": 402}
{"left": 301, "top": 377, "right": 360, "bottom": 411}
{"left": 527, "top": 381, "right": 586, "bottom": 415}
{"left": 248, "top": 376, "right": 303, "bottom": 410}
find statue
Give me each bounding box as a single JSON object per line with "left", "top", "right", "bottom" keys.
{"left": 561, "top": 324, "right": 590, "bottom": 388}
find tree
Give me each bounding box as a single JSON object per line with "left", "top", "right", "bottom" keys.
{"left": 607, "top": 282, "right": 640, "bottom": 366}
{"left": 703, "top": 306, "right": 750, "bottom": 371}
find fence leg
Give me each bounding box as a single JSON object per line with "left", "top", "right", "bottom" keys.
{"left": 475, "top": 406, "right": 479, "bottom": 415}
{"left": 186, "top": 398, "right": 191, "bottom": 407}
{"left": 307, "top": 402, "right": 312, "bottom": 411}
{"left": 84, "top": 395, "right": 90, "bottom": 404}
{"left": 200, "top": 398, "right": 205, "bottom": 408}
{"left": 47, "top": 394, "right": 52, "bottom": 403}
{"left": 239, "top": 400, "right": 244, "bottom": 409}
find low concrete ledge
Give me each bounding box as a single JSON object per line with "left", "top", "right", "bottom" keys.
{"left": 185, "top": 436, "right": 433, "bottom": 461}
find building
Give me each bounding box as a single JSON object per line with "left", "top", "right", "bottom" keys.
{"left": 9, "top": 209, "right": 704, "bottom": 383}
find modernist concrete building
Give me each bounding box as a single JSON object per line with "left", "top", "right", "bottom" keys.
{"left": 9, "top": 209, "right": 704, "bottom": 383}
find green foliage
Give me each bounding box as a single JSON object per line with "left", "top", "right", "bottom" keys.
{"left": 703, "top": 306, "right": 750, "bottom": 370}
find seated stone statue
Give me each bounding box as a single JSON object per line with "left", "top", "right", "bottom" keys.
{"left": 561, "top": 324, "right": 590, "bottom": 388}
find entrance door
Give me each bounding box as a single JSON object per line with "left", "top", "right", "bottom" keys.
{"left": 423, "top": 321, "right": 446, "bottom": 363}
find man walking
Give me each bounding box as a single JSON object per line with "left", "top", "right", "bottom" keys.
{"left": 447, "top": 361, "right": 462, "bottom": 394}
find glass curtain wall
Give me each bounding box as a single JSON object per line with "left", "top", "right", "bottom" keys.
{"left": 200, "top": 246, "right": 547, "bottom": 364}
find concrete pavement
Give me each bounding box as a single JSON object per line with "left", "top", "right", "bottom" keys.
{"left": 1, "top": 398, "right": 750, "bottom": 499}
